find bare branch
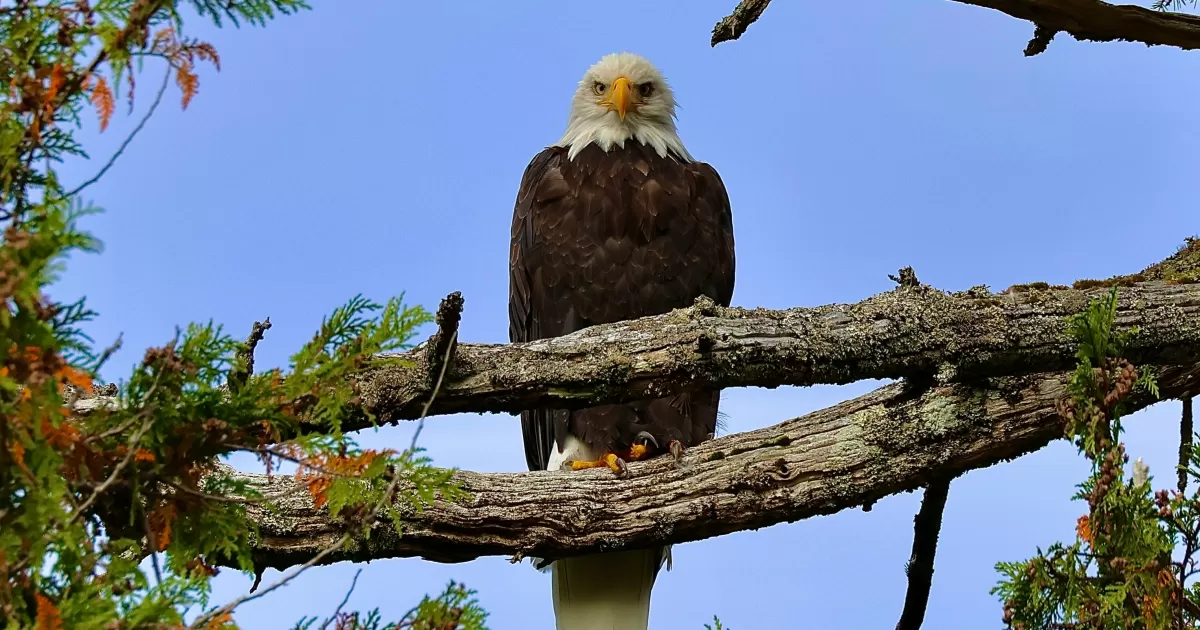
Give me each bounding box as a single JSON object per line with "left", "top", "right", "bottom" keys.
{"left": 410, "top": 292, "right": 463, "bottom": 452}
{"left": 711, "top": 0, "right": 773, "bottom": 47}
{"left": 713, "top": 0, "right": 1200, "bottom": 52}
{"left": 1025, "top": 24, "right": 1059, "bottom": 56}
{"left": 66, "top": 61, "right": 171, "bottom": 198}
{"left": 896, "top": 477, "right": 953, "bottom": 630}
{"left": 230, "top": 317, "right": 271, "bottom": 391}
{"left": 1183, "top": 396, "right": 1194, "bottom": 494}
{"left": 318, "top": 569, "right": 362, "bottom": 630}
{"left": 225, "top": 362, "right": 1200, "bottom": 570}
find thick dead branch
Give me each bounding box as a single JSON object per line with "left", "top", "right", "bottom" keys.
{"left": 229, "top": 362, "right": 1200, "bottom": 569}
{"left": 712, "top": 0, "right": 1200, "bottom": 51}
{"left": 75, "top": 280, "right": 1200, "bottom": 435}
{"left": 271, "top": 280, "right": 1200, "bottom": 430}
{"left": 711, "top": 0, "right": 773, "bottom": 46}
{"left": 965, "top": 0, "right": 1200, "bottom": 51}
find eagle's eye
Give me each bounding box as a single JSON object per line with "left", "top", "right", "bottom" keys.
{"left": 592, "top": 81, "right": 606, "bottom": 96}
{"left": 638, "top": 83, "right": 655, "bottom": 98}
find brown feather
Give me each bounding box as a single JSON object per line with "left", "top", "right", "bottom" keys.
{"left": 509, "top": 142, "right": 736, "bottom": 472}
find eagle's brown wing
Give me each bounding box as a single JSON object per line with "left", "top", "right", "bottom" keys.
{"left": 509, "top": 142, "right": 735, "bottom": 472}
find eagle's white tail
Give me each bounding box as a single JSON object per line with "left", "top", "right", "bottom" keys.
{"left": 543, "top": 435, "right": 668, "bottom": 630}
{"left": 551, "top": 547, "right": 663, "bottom": 630}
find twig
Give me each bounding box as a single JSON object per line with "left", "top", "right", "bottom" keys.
{"left": 425, "top": 292, "right": 463, "bottom": 389}
{"left": 411, "top": 292, "right": 463, "bottom": 453}
{"left": 86, "top": 413, "right": 141, "bottom": 443}
{"left": 160, "top": 478, "right": 270, "bottom": 504}
{"left": 318, "top": 569, "right": 363, "bottom": 630}
{"left": 889, "top": 266, "right": 921, "bottom": 288}
{"left": 65, "top": 62, "right": 171, "bottom": 198}
{"left": 896, "top": 477, "right": 953, "bottom": 630}
{"left": 230, "top": 317, "right": 272, "bottom": 391}
{"left": 191, "top": 533, "right": 352, "bottom": 628}
{"left": 411, "top": 330, "right": 455, "bottom": 454}
{"left": 711, "top": 0, "right": 774, "bottom": 46}
{"left": 1024, "top": 24, "right": 1059, "bottom": 56}
{"left": 90, "top": 332, "right": 124, "bottom": 377}
{"left": 1182, "top": 397, "right": 1194, "bottom": 495}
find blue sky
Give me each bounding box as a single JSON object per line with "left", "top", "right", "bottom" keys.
{"left": 54, "top": 0, "right": 1199, "bottom": 627}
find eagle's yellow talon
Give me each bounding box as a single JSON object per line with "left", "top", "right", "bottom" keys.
{"left": 569, "top": 453, "right": 627, "bottom": 475}
{"left": 628, "top": 443, "right": 650, "bottom": 460}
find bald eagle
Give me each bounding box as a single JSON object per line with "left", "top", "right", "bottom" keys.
{"left": 509, "top": 52, "right": 736, "bottom": 629}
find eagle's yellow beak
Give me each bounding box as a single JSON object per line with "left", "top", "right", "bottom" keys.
{"left": 602, "top": 76, "right": 633, "bottom": 120}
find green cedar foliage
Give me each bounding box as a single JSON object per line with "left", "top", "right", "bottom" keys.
{"left": 992, "top": 288, "right": 1200, "bottom": 629}
{"left": 0, "top": 1, "right": 488, "bottom": 627}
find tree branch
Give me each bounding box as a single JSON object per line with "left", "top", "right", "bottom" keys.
{"left": 896, "top": 477, "right": 953, "bottom": 630}
{"left": 711, "top": 0, "right": 774, "bottom": 47}
{"left": 74, "top": 280, "right": 1200, "bottom": 436}
{"left": 243, "top": 278, "right": 1200, "bottom": 430}
{"left": 1183, "top": 396, "right": 1194, "bottom": 494}
{"left": 225, "top": 361, "right": 1200, "bottom": 570}
{"left": 712, "top": 0, "right": 1200, "bottom": 52}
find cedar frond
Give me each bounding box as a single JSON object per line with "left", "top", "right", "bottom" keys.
{"left": 89, "top": 75, "right": 114, "bottom": 132}
{"left": 189, "top": 41, "right": 222, "bottom": 71}
{"left": 151, "top": 27, "right": 175, "bottom": 52}
{"left": 175, "top": 63, "right": 198, "bottom": 110}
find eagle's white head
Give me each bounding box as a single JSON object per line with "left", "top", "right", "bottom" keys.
{"left": 555, "top": 52, "right": 693, "bottom": 163}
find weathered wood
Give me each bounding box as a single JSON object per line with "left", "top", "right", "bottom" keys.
{"left": 75, "top": 280, "right": 1200, "bottom": 437}
{"left": 281, "top": 280, "right": 1200, "bottom": 427}
{"left": 231, "top": 362, "right": 1200, "bottom": 569}
{"left": 711, "top": 0, "right": 1200, "bottom": 53}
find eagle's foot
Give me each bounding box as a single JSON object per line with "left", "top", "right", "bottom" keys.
{"left": 668, "top": 440, "right": 685, "bottom": 467}
{"left": 627, "top": 431, "right": 659, "bottom": 461}
{"left": 570, "top": 452, "right": 627, "bottom": 475}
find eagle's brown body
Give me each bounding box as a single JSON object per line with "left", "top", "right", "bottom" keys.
{"left": 508, "top": 140, "right": 736, "bottom": 473}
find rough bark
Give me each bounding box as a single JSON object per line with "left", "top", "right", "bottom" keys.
{"left": 74, "top": 280, "right": 1200, "bottom": 437}
{"left": 711, "top": 0, "right": 1200, "bottom": 53}
{"left": 231, "top": 362, "right": 1200, "bottom": 569}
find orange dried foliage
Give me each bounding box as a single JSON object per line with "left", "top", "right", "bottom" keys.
{"left": 307, "top": 477, "right": 333, "bottom": 509}
{"left": 150, "top": 27, "right": 221, "bottom": 110}
{"left": 1141, "top": 595, "right": 1159, "bottom": 623}
{"left": 147, "top": 503, "right": 177, "bottom": 551}
{"left": 299, "top": 450, "right": 391, "bottom": 509}
{"left": 1157, "top": 568, "right": 1175, "bottom": 588}
{"left": 34, "top": 593, "right": 64, "bottom": 630}
{"left": 56, "top": 365, "right": 92, "bottom": 392}
{"left": 1076, "top": 515, "right": 1093, "bottom": 545}
{"left": 203, "top": 612, "right": 233, "bottom": 629}
{"left": 134, "top": 448, "right": 155, "bottom": 462}
{"left": 44, "top": 64, "right": 67, "bottom": 112}
{"left": 175, "top": 64, "right": 198, "bottom": 110}
{"left": 9, "top": 440, "right": 25, "bottom": 466}
{"left": 89, "top": 75, "right": 114, "bottom": 132}
{"left": 40, "top": 415, "right": 80, "bottom": 450}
